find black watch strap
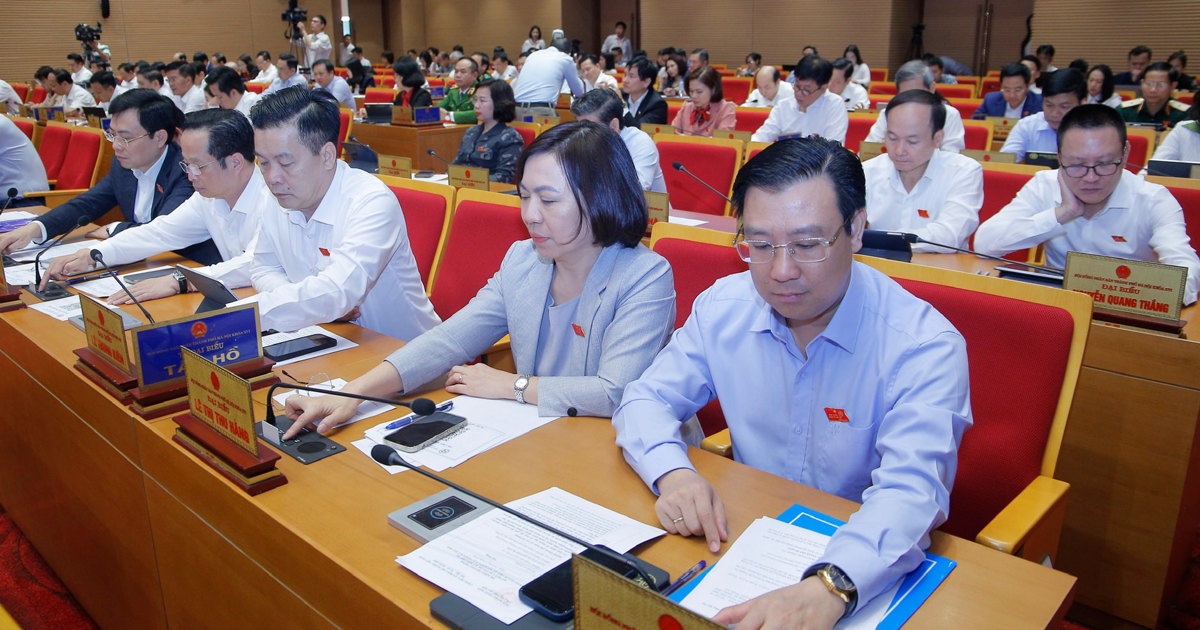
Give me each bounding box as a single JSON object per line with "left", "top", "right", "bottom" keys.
{"left": 173, "top": 270, "right": 188, "bottom": 294}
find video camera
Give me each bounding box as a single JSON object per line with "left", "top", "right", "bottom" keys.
{"left": 282, "top": 0, "right": 307, "bottom": 40}
{"left": 74, "top": 23, "right": 101, "bottom": 43}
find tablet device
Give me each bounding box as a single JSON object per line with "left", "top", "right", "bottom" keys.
{"left": 175, "top": 265, "right": 237, "bottom": 313}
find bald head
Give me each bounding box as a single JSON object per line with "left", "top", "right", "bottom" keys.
{"left": 755, "top": 65, "right": 782, "bottom": 101}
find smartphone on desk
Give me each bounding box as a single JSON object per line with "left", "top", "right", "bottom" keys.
{"left": 382, "top": 412, "right": 468, "bottom": 452}
{"left": 264, "top": 333, "right": 337, "bottom": 362}
{"left": 518, "top": 546, "right": 641, "bottom": 622}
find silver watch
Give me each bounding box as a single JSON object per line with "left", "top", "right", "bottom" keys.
{"left": 513, "top": 375, "right": 530, "bottom": 404}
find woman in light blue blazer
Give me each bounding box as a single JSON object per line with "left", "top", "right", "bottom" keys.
{"left": 283, "top": 122, "right": 676, "bottom": 437}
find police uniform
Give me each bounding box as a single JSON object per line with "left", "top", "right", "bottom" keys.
{"left": 1119, "top": 98, "right": 1190, "bottom": 127}
{"left": 440, "top": 80, "right": 481, "bottom": 124}
{"left": 452, "top": 122, "right": 524, "bottom": 183}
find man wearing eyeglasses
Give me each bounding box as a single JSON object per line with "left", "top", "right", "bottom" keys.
{"left": 1119, "top": 62, "right": 1190, "bottom": 127}
{"left": 41, "top": 108, "right": 267, "bottom": 303}
{"left": 0, "top": 89, "right": 219, "bottom": 265}
{"left": 614, "top": 137, "right": 971, "bottom": 629}
{"left": 976, "top": 104, "right": 1200, "bottom": 304}
{"left": 750, "top": 56, "right": 848, "bottom": 144}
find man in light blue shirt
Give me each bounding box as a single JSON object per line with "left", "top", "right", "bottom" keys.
{"left": 263, "top": 54, "right": 309, "bottom": 96}
{"left": 1001, "top": 68, "right": 1086, "bottom": 163}
{"left": 613, "top": 138, "right": 971, "bottom": 628}
{"left": 311, "top": 59, "right": 356, "bottom": 110}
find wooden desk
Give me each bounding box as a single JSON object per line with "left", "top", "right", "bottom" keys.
{"left": 910, "top": 253, "right": 1200, "bottom": 628}
{"left": 351, "top": 122, "right": 469, "bottom": 172}
{"left": 0, "top": 266, "right": 1074, "bottom": 628}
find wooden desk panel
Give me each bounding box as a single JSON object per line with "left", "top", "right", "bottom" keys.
{"left": 351, "top": 123, "right": 469, "bottom": 172}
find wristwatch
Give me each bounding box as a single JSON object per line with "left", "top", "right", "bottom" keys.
{"left": 513, "top": 375, "right": 530, "bottom": 404}
{"left": 172, "top": 270, "right": 188, "bottom": 294}
{"left": 804, "top": 563, "right": 857, "bottom": 618}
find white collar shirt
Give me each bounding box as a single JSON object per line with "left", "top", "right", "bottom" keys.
{"left": 750, "top": 90, "right": 848, "bottom": 143}
{"left": 620, "top": 127, "right": 667, "bottom": 193}
{"left": 130, "top": 144, "right": 170, "bottom": 225}
{"left": 866, "top": 102, "right": 966, "bottom": 153}
{"left": 862, "top": 149, "right": 983, "bottom": 251}
{"left": 999, "top": 112, "right": 1058, "bottom": 162}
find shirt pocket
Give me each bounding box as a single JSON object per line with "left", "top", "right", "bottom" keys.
{"left": 811, "top": 412, "right": 878, "bottom": 499}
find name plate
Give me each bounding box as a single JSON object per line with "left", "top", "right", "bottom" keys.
{"left": 986, "top": 115, "right": 1016, "bottom": 141}
{"left": 645, "top": 191, "right": 669, "bottom": 229}
{"left": 1064, "top": 252, "right": 1187, "bottom": 320}
{"left": 858, "top": 141, "right": 885, "bottom": 161}
{"left": 18, "top": 104, "right": 29, "bottom": 117}
{"left": 80, "top": 294, "right": 133, "bottom": 376}
{"left": 962, "top": 149, "right": 1016, "bottom": 164}
{"left": 448, "top": 164, "right": 489, "bottom": 190}
{"left": 393, "top": 105, "right": 441, "bottom": 125}
{"left": 573, "top": 555, "right": 722, "bottom": 630}
{"left": 430, "top": 86, "right": 445, "bottom": 99}
{"left": 713, "top": 129, "right": 752, "bottom": 143}
{"left": 641, "top": 123, "right": 675, "bottom": 137}
{"left": 131, "top": 303, "right": 263, "bottom": 391}
{"left": 377, "top": 154, "right": 412, "bottom": 178}
{"left": 527, "top": 114, "right": 559, "bottom": 127}
{"left": 181, "top": 347, "right": 258, "bottom": 456}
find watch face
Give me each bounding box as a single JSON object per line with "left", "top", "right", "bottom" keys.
{"left": 825, "top": 566, "right": 856, "bottom": 593}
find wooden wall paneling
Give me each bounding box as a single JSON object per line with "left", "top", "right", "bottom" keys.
{"left": 420, "top": 0, "right": 560, "bottom": 62}
{"left": 347, "top": 0, "right": 385, "bottom": 62}
{"left": 917, "top": 0, "right": 1035, "bottom": 75}
{"left": 641, "top": 0, "right": 753, "bottom": 67}
{"left": 562, "top": 0, "right": 599, "bottom": 56}
{"left": 1032, "top": 0, "right": 1200, "bottom": 76}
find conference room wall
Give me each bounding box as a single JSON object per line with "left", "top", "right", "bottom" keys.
{"left": 922, "top": 0, "right": 1035, "bottom": 75}
{"left": 1030, "top": 0, "right": 1200, "bottom": 76}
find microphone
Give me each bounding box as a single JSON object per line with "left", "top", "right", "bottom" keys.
{"left": 28, "top": 216, "right": 88, "bottom": 301}
{"left": 264, "top": 381, "right": 436, "bottom": 438}
{"left": 671, "top": 161, "right": 733, "bottom": 205}
{"left": 1, "top": 188, "right": 17, "bottom": 214}
{"left": 896, "top": 231, "right": 1063, "bottom": 273}
{"left": 369, "top": 443, "right": 661, "bottom": 590}
{"left": 90, "top": 249, "right": 156, "bottom": 324}
{"left": 426, "top": 149, "right": 451, "bottom": 167}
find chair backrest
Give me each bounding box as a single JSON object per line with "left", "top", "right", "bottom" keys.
{"left": 11, "top": 84, "right": 28, "bottom": 101}
{"left": 980, "top": 77, "right": 1001, "bottom": 96}
{"left": 745, "top": 141, "right": 771, "bottom": 163}
{"left": 869, "top": 68, "right": 888, "bottom": 83}
{"left": 428, "top": 188, "right": 527, "bottom": 319}
{"left": 961, "top": 119, "right": 993, "bottom": 151}
{"left": 333, "top": 67, "right": 349, "bottom": 78}
{"left": 869, "top": 83, "right": 897, "bottom": 95}
{"left": 733, "top": 107, "right": 770, "bottom": 133}
{"left": 513, "top": 125, "right": 536, "bottom": 148}
{"left": 947, "top": 98, "right": 982, "bottom": 122}
{"left": 428, "top": 77, "right": 446, "bottom": 88}
{"left": 721, "top": 78, "right": 753, "bottom": 106}
{"left": 12, "top": 117, "right": 34, "bottom": 140}
{"left": 977, "top": 165, "right": 1047, "bottom": 260}
{"left": 379, "top": 76, "right": 396, "bottom": 89}
{"left": 859, "top": 256, "right": 1091, "bottom": 542}
{"left": 337, "top": 109, "right": 352, "bottom": 153}
{"left": 868, "top": 95, "right": 891, "bottom": 111}
{"left": 1148, "top": 176, "right": 1200, "bottom": 252}
{"left": 937, "top": 85, "right": 975, "bottom": 100}
{"left": 364, "top": 87, "right": 394, "bottom": 104}
{"left": 377, "top": 175, "right": 454, "bottom": 289}
{"left": 1125, "top": 127, "right": 1157, "bottom": 172}
{"left": 244, "top": 83, "right": 265, "bottom": 94}
{"left": 667, "top": 101, "right": 683, "bottom": 123}
{"left": 29, "top": 86, "right": 46, "bottom": 104}
{"left": 55, "top": 127, "right": 104, "bottom": 190}
{"left": 654, "top": 135, "right": 742, "bottom": 216}
{"left": 37, "top": 123, "right": 72, "bottom": 181}
{"left": 845, "top": 115, "right": 875, "bottom": 154}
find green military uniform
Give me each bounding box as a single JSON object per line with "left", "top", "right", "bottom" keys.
{"left": 1119, "top": 98, "right": 1191, "bottom": 127}
{"left": 440, "top": 80, "right": 480, "bottom": 125}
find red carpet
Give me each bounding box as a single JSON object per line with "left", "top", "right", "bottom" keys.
{"left": 0, "top": 506, "right": 96, "bottom": 629}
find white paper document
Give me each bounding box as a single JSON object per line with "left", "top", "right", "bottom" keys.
{"left": 271, "top": 376, "right": 390, "bottom": 426}
{"left": 29, "top": 295, "right": 84, "bottom": 320}
{"left": 9, "top": 240, "right": 95, "bottom": 263}
{"left": 71, "top": 275, "right": 123, "bottom": 298}
{"left": 398, "top": 487, "right": 665, "bottom": 624}
{"left": 262, "top": 325, "right": 359, "bottom": 367}
{"left": 4, "top": 263, "right": 35, "bottom": 287}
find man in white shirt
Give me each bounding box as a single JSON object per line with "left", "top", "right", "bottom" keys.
{"left": 0, "top": 116, "right": 48, "bottom": 206}
{"left": 44, "top": 69, "right": 97, "bottom": 115}
{"left": 43, "top": 108, "right": 268, "bottom": 302}
{"left": 742, "top": 66, "right": 792, "bottom": 108}
{"left": 751, "top": 56, "right": 848, "bottom": 144}
{"left": 580, "top": 55, "right": 618, "bottom": 93}
{"left": 600, "top": 22, "right": 633, "bottom": 61}
{"left": 311, "top": 60, "right": 356, "bottom": 110}
{"left": 339, "top": 36, "right": 356, "bottom": 67}
{"left": 248, "top": 87, "right": 441, "bottom": 339}
{"left": 66, "top": 53, "right": 93, "bottom": 85}
{"left": 263, "top": 54, "right": 309, "bottom": 96}
{"left": 298, "top": 14, "right": 334, "bottom": 70}
{"left": 976, "top": 104, "right": 1200, "bottom": 304}
{"left": 512, "top": 38, "right": 584, "bottom": 119}
{"left": 165, "top": 61, "right": 206, "bottom": 113}
{"left": 249, "top": 51, "right": 279, "bottom": 84}
{"left": 493, "top": 53, "right": 518, "bottom": 81}
{"left": 116, "top": 63, "right": 139, "bottom": 91}
{"left": 87, "top": 71, "right": 118, "bottom": 114}
{"left": 205, "top": 67, "right": 260, "bottom": 119}
{"left": 1000, "top": 68, "right": 1085, "bottom": 163}
{"left": 137, "top": 69, "right": 174, "bottom": 101}
{"left": 829, "top": 59, "right": 869, "bottom": 111}
{"left": 572, "top": 88, "right": 667, "bottom": 193}
{"left": 0, "top": 80, "right": 22, "bottom": 115}
{"left": 865, "top": 60, "right": 966, "bottom": 153}
{"left": 862, "top": 90, "right": 982, "bottom": 252}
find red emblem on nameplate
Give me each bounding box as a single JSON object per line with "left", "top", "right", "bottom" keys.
{"left": 98, "top": 311, "right": 105, "bottom": 325}
{"left": 1111, "top": 235, "right": 1127, "bottom": 243}
{"left": 464, "top": 169, "right": 472, "bottom": 178}
{"left": 824, "top": 407, "right": 849, "bottom": 422}
{"left": 319, "top": 247, "right": 330, "bottom": 256}
{"left": 917, "top": 209, "right": 930, "bottom": 218}
{"left": 210, "top": 372, "right": 220, "bottom": 390}
{"left": 658, "top": 615, "right": 684, "bottom": 630}
{"left": 1116, "top": 265, "right": 1132, "bottom": 279}
{"left": 191, "top": 321, "right": 207, "bottom": 338}
{"left": 572, "top": 323, "right": 585, "bottom": 337}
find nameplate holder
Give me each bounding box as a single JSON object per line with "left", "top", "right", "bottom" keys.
{"left": 962, "top": 149, "right": 1016, "bottom": 164}
{"left": 573, "top": 555, "right": 722, "bottom": 630}
{"left": 1064, "top": 252, "right": 1187, "bottom": 326}
{"left": 0, "top": 255, "right": 23, "bottom": 310}
{"left": 528, "top": 114, "right": 559, "bottom": 128}
{"left": 556, "top": 93, "right": 572, "bottom": 108}
{"left": 86, "top": 114, "right": 106, "bottom": 129}
{"left": 172, "top": 348, "right": 286, "bottom": 496}
{"left": 645, "top": 191, "right": 669, "bottom": 233}
{"left": 377, "top": 154, "right": 413, "bottom": 178}
{"left": 641, "top": 123, "right": 675, "bottom": 137}
{"left": 986, "top": 116, "right": 1015, "bottom": 141}
{"left": 430, "top": 86, "right": 445, "bottom": 99}
{"left": 72, "top": 295, "right": 136, "bottom": 400}
{"left": 393, "top": 105, "right": 441, "bottom": 126}
{"left": 448, "top": 164, "right": 489, "bottom": 190}
{"left": 858, "top": 141, "right": 885, "bottom": 161}
{"left": 714, "top": 129, "right": 752, "bottom": 143}
{"left": 18, "top": 104, "right": 29, "bottom": 118}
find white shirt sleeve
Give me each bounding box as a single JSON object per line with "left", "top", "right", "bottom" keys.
{"left": 973, "top": 171, "right": 1063, "bottom": 257}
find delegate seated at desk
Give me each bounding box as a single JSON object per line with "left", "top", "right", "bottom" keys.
{"left": 43, "top": 109, "right": 269, "bottom": 303}
{"left": 452, "top": 80, "right": 524, "bottom": 184}
{"left": 974, "top": 104, "right": 1200, "bottom": 304}
{"left": 613, "top": 138, "right": 971, "bottom": 629}
{"left": 283, "top": 122, "right": 677, "bottom": 438}
{"left": 0, "top": 89, "right": 220, "bottom": 266}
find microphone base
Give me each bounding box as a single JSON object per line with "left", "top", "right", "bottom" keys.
{"left": 388, "top": 488, "right": 495, "bottom": 543}
{"left": 255, "top": 414, "right": 346, "bottom": 465}
{"left": 25, "top": 281, "right": 71, "bottom": 302}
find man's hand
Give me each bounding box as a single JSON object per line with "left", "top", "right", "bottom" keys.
{"left": 108, "top": 274, "right": 178, "bottom": 305}
{"left": 445, "top": 363, "right": 521, "bottom": 401}
{"left": 42, "top": 248, "right": 95, "bottom": 288}
{"left": 1053, "top": 168, "right": 1086, "bottom": 224}
{"left": 712, "top": 578, "right": 845, "bottom": 630}
{"left": 84, "top": 225, "right": 109, "bottom": 240}
{"left": 0, "top": 223, "right": 41, "bottom": 254}
{"left": 282, "top": 392, "right": 359, "bottom": 439}
{"left": 654, "top": 468, "right": 728, "bottom": 552}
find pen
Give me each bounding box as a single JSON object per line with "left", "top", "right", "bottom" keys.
{"left": 385, "top": 400, "right": 454, "bottom": 430}
{"left": 661, "top": 559, "right": 706, "bottom": 596}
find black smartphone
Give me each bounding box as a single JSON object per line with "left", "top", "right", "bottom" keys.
{"left": 382, "top": 412, "right": 468, "bottom": 452}
{"left": 263, "top": 333, "right": 337, "bottom": 362}
{"left": 518, "top": 546, "right": 638, "bottom": 622}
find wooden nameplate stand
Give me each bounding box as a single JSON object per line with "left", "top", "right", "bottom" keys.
{"left": 172, "top": 413, "right": 287, "bottom": 496}
{"left": 73, "top": 348, "right": 138, "bottom": 404}
{"left": 0, "top": 286, "right": 25, "bottom": 312}
{"left": 129, "top": 357, "right": 279, "bottom": 420}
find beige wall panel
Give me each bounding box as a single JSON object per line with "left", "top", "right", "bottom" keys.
{"left": 1032, "top": 0, "right": 1200, "bottom": 74}
{"left": 347, "top": 0, "right": 385, "bottom": 62}
{"left": 420, "top": 0, "right": 560, "bottom": 60}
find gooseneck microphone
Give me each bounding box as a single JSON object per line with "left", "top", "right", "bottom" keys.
{"left": 264, "top": 382, "right": 436, "bottom": 437}
{"left": 28, "top": 216, "right": 88, "bottom": 301}
{"left": 900, "top": 233, "right": 1063, "bottom": 273}
{"left": 1, "top": 188, "right": 18, "bottom": 214}
{"left": 426, "top": 149, "right": 452, "bottom": 167}
{"left": 671, "top": 161, "right": 733, "bottom": 205}
{"left": 89, "top": 249, "right": 156, "bottom": 324}
{"left": 369, "top": 443, "right": 661, "bottom": 590}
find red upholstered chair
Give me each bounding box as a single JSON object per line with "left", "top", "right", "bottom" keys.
{"left": 734, "top": 107, "right": 770, "bottom": 133}
{"left": 654, "top": 135, "right": 742, "bottom": 216}
{"left": 428, "top": 77, "right": 446, "bottom": 88}
{"left": 26, "top": 126, "right": 105, "bottom": 208}
{"left": 869, "top": 68, "right": 888, "bottom": 83}
{"left": 947, "top": 98, "right": 983, "bottom": 122}
{"left": 721, "top": 77, "right": 753, "bottom": 106}
{"left": 377, "top": 175, "right": 454, "bottom": 289}
{"left": 745, "top": 141, "right": 770, "bottom": 163}
{"left": 12, "top": 117, "right": 34, "bottom": 140}
{"left": 244, "top": 83, "right": 265, "bottom": 94}
{"left": 29, "top": 86, "right": 46, "bottom": 104}
{"left": 961, "top": 119, "right": 992, "bottom": 151}
{"left": 337, "top": 108, "right": 352, "bottom": 154}
{"left": 1125, "top": 133, "right": 1150, "bottom": 173}
{"left": 649, "top": 222, "right": 747, "bottom": 439}
{"left": 36, "top": 123, "right": 72, "bottom": 185}
{"left": 980, "top": 78, "right": 1001, "bottom": 97}
{"left": 333, "top": 67, "right": 349, "bottom": 79}
{"left": 977, "top": 164, "right": 1048, "bottom": 261}
{"left": 667, "top": 101, "right": 683, "bottom": 124}
{"left": 1149, "top": 177, "right": 1200, "bottom": 251}
{"left": 379, "top": 76, "right": 396, "bottom": 89}
{"left": 363, "top": 87, "right": 395, "bottom": 104}
{"left": 936, "top": 85, "right": 975, "bottom": 100}
{"left": 11, "top": 84, "right": 28, "bottom": 102}
{"left": 427, "top": 188, "right": 527, "bottom": 319}
{"left": 514, "top": 125, "right": 536, "bottom": 148}
{"left": 868, "top": 95, "right": 891, "bottom": 111}
{"left": 845, "top": 115, "right": 875, "bottom": 154}
{"left": 868, "top": 83, "right": 897, "bottom": 95}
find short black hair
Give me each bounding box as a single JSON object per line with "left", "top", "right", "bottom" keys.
{"left": 313, "top": 59, "right": 335, "bottom": 73}
{"left": 472, "top": 51, "right": 491, "bottom": 71}
{"left": 626, "top": 56, "right": 657, "bottom": 83}
{"left": 792, "top": 55, "right": 833, "bottom": 86}
{"left": 615, "top": 20, "right": 627, "bottom": 29}
{"left": 312, "top": 14, "right": 327, "bottom": 25}
{"left": 515, "top": 121, "right": 648, "bottom": 248}
{"left": 1056, "top": 103, "right": 1126, "bottom": 148}
{"left": 455, "top": 57, "right": 479, "bottom": 73}
{"left": 999, "top": 62, "right": 1030, "bottom": 83}
{"left": 1168, "top": 50, "right": 1188, "bottom": 69}
{"left": 1128, "top": 45, "right": 1152, "bottom": 59}
{"left": 479, "top": 79, "right": 516, "bottom": 123}
{"left": 831, "top": 58, "right": 854, "bottom": 80}
{"left": 685, "top": 66, "right": 724, "bottom": 101}
{"left": 90, "top": 70, "right": 117, "bottom": 90}
{"left": 925, "top": 55, "right": 945, "bottom": 71}
{"left": 802, "top": 45, "right": 819, "bottom": 56}
{"left": 250, "top": 86, "right": 339, "bottom": 155}
{"left": 205, "top": 66, "right": 247, "bottom": 97}
{"left": 180, "top": 108, "right": 255, "bottom": 164}
{"left": 1021, "top": 54, "right": 1042, "bottom": 71}
{"left": 51, "top": 68, "right": 72, "bottom": 85}
{"left": 256, "top": 50, "right": 272, "bottom": 61}
{"left": 279, "top": 54, "right": 299, "bottom": 71}
{"left": 1143, "top": 61, "right": 1179, "bottom": 83}
{"left": 733, "top": 137, "right": 864, "bottom": 233}
{"left": 66, "top": 53, "right": 84, "bottom": 64}
{"left": 109, "top": 89, "right": 184, "bottom": 142}
{"left": 213, "top": 53, "right": 227, "bottom": 64}
{"left": 193, "top": 51, "right": 209, "bottom": 64}
{"left": 570, "top": 87, "right": 624, "bottom": 126}
{"left": 884, "top": 88, "right": 947, "bottom": 133}
{"left": 34, "top": 65, "right": 53, "bottom": 81}
{"left": 166, "top": 61, "right": 196, "bottom": 80}
{"left": 691, "top": 48, "right": 709, "bottom": 63}
{"left": 118, "top": 62, "right": 136, "bottom": 73}
{"left": 494, "top": 52, "right": 509, "bottom": 64}
{"left": 746, "top": 52, "right": 762, "bottom": 65}
{"left": 1036, "top": 44, "right": 1056, "bottom": 58}
{"left": 1042, "top": 68, "right": 1086, "bottom": 100}
{"left": 394, "top": 56, "right": 425, "bottom": 88}
{"left": 1068, "top": 58, "right": 1089, "bottom": 73}
{"left": 138, "top": 69, "right": 164, "bottom": 86}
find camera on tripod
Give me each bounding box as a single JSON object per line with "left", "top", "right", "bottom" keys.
{"left": 281, "top": 0, "right": 308, "bottom": 40}
{"left": 75, "top": 23, "right": 105, "bottom": 65}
